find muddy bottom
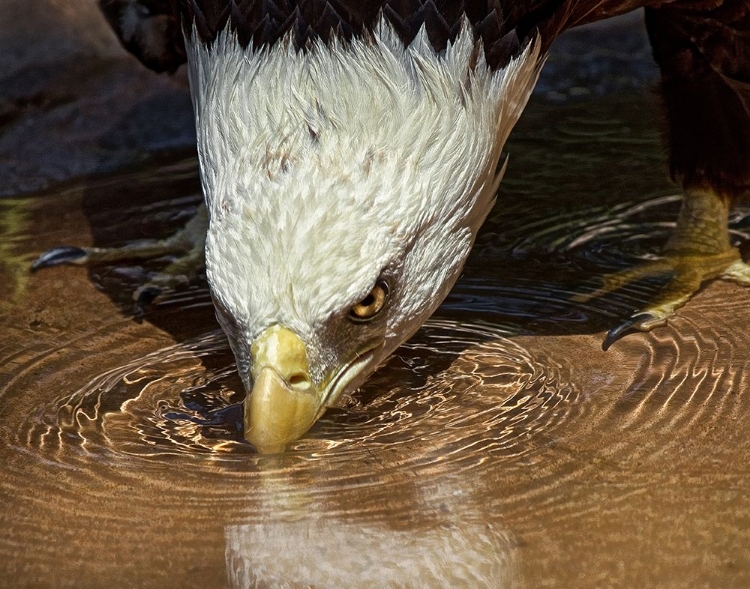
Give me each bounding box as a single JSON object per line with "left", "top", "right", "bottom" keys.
{"left": 3, "top": 24, "right": 750, "bottom": 589}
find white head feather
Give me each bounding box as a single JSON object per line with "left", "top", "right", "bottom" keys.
{"left": 185, "top": 18, "right": 541, "bottom": 395}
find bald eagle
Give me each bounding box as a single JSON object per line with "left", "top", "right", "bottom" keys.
{"left": 34, "top": 0, "right": 750, "bottom": 453}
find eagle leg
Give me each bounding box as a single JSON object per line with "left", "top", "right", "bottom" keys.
{"left": 32, "top": 204, "right": 207, "bottom": 311}
{"left": 587, "top": 1, "right": 750, "bottom": 349}
{"left": 576, "top": 187, "right": 750, "bottom": 349}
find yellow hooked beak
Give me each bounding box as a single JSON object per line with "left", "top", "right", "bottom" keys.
{"left": 244, "top": 325, "right": 323, "bottom": 454}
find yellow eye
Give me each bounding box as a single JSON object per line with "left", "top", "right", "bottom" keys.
{"left": 349, "top": 281, "right": 389, "bottom": 322}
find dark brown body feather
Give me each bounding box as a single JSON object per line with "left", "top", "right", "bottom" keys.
{"left": 646, "top": 2, "right": 750, "bottom": 197}
{"left": 99, "top": 0, "right": 750, "bottom": 196}
{"left": 99, "top": 0, "right": 185, "bottom": 72}
{"left": 100, "top": 0, "right": 654, "bottom": 71}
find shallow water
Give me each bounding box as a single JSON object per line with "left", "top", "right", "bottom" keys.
{"left": 3, "top": 16, "right": 750, "bottom": 589}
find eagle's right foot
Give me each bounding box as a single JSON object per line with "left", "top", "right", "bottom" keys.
{"left": 32, "top": 204, "right": 208, "bottom": 311}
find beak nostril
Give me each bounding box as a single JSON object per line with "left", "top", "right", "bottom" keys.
{"left": 287, "top": 373, "right": 311, "bottom": 390}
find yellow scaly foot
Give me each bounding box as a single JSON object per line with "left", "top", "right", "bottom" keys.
{"left": 573, "top": 187, "right": 750, "bottom": 349}
{"left": 32, "top": 204, "right": 208, "bottom": 311}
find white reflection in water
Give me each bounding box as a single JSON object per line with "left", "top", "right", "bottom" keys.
{"left": 225, "top": 472, "right": 520, "bottom": 589}
{"left": 225, "top": 518, "right": 518, "bottom": 589}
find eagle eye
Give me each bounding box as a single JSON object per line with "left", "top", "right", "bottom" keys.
{"left": 349, "top": 281, "right": 389, "bottom": 322}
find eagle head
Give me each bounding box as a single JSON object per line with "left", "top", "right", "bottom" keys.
{"left": 186, "top": 20, "right": 540, "bottom": 453}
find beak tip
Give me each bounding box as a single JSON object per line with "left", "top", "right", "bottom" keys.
{"left": 243, "top": 366, "right": 322, "bottom": 454}
{"left": 245, "top": 436, "right": 289, "bottom": 455}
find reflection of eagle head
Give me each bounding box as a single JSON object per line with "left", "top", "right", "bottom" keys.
{"left": 186, "top": 20, "right": 541, "bottom": 453}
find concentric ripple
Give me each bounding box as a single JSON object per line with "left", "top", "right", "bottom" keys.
{"left": 11, "top": 318, "right": 578, "bottom": 471}
{"left": 308, "top": 319, "right": 578, "bottom": 460}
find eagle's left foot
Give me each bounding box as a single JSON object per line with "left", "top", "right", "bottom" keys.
{"left": 591, "top": 250, "right": 749, "bottom": 350}
{"left": 574, "top": 187, "right": 749, "bottom": 349}
{"left": 33, "top": 204, "right": 208, "bottom": 311}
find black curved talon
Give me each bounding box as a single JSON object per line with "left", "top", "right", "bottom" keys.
{"left": 602, "top": 313, "right": 657, "bottom": 351}
{"left": 31, "top": 246, "right": 87, "bottom": 271}
{"left": 134, "top": 286, "right": 162, "bottom": 315}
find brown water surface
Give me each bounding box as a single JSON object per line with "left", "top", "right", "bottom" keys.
{"left": 2, "top": 15, "right": 750, "bottom": 589}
